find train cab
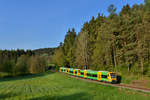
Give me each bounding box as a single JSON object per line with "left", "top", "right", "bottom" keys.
{"left": 108, "top": 72, "right": 117, "bottom": 83}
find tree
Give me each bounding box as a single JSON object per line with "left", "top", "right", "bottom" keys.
{"left": 134, "top": 9, "right": 150, "bottom": 74}
{"left": 52, "top": 43, "right": 65, "bottom": 68}
{"left": 119, "top": 4, "right": 137, "bottom": 72}
{"left": 52, "top": 2, "right": 150, "bottom": 76}
{"left": 29, "top": 56, "right": 46, "bottom": 74}
{"left": 145, "top": 0, "right": 150, "bottom": 9}
{"left": 75, "top": 30, "right": 89, "bottom": 69}
{"left": 15, "top": 55, "right": 29, "bottom": 75}
{"left": 91, "top": 15, "right": 107, "bottom": 70}
{"left": 107, "top": 5, "right": 119, "bottom": 72}
{"left": 63, "top": 28, "right": 76, "bottom": 67}
{"left": 107, "top": 4, "right": 117, "bottom": 15}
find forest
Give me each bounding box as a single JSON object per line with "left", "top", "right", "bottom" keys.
{"left": 53, "top": 0, "right": 150, "bottom": 77}
{"left": 0, "top": 48, "right": 55, "bottom": 77}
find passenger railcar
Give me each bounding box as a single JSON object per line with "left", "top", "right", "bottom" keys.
{"left": 59, "top": 67, "right": 117, "bottom": 83}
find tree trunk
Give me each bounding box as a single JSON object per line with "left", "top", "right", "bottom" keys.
{"left": 112, "top": 43, "right": 118, "bottom": 72}
{"left": 141, "top": 58, "right": 144, "bottom": 74}
{"left": 128, "top": 63, "right": 131, "bottom": 72}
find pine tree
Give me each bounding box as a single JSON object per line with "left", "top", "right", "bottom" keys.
{"left": 63, "top": 28, "right": 76, "bottom": 67}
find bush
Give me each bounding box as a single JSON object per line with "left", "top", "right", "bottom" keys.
{"left": 0, "top": 55, "right": 47, "bottom": 77}
{"left": 15, "top": 55, "right": 29, "bottom": 75}
{"left": 145, "top": 64, "right": 150, "bottom": 77}
{"left": 0, "top": 58, "right": 15, "bottom": 74}
{"left": 29, "top": 56, "right": 46, "bottom": 74}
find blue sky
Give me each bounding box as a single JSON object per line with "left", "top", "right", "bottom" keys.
{"left": 0, "top": 0, "right": 144, "bottom": 50}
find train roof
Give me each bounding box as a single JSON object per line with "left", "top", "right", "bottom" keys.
{"left": 60, "top": 67, "right": 113, "bottom": 73}
{"left": 98, "top": 71, "right": 109, "bottom": 73}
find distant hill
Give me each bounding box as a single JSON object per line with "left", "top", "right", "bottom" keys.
{"left": 33, "top": 48, "right": 57, "bottom": 56}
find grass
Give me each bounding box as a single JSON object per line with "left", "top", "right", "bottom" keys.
{"left": 118, "top": 71, "right": 150, "bottom": 88}
{"left": 0, "top": 71, "right": 150, "bottom": 100}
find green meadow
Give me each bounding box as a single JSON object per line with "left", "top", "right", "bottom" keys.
{"left": 0, "top": 71, "right": 150, "bottom": 100}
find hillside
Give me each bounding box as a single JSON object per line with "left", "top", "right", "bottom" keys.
{"left": 33, "top": 48, "right": 56, "bottom": 56}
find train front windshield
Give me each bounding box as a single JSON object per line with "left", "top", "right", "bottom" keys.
{"left": 110, "top": 73, "right": 116, "bottom": 78}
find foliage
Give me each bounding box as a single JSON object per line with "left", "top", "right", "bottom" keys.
{"left": 33, "top": 48, "right": 56, "bottom": 56}
{"left": 0, "top": 59, "right": 15, "bottom": 74}
{"left": 15, "top": 55, "right": 29, "bottom": 75}
{"left": 0, "top": 49, "right": 49, "bottom": 77}
{"left": 75, "top": 30, "right": 90, "bottom": 69}
{"left": 55, "top": 2, "right": 150, "bottom": 77}
{"left": 63, "top": 28, "right": 77, "bottom": 67}
{"left": 52, "top": 44, "right": 65, "bottom": 68}
{"left": 29, "top": 56, "right": 46, "bottom": 74}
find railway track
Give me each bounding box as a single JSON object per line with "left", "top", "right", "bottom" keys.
{"left": 63, "top": 73, "right": 150, "bottom": 93}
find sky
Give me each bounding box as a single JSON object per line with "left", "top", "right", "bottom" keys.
{"left": 0, "top": 0, "right": 144, "bottom": 50}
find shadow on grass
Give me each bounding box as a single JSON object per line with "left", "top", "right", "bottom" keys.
{"left": 29, "top": 92, "right": 91, "bottom": 100}
{"left": 0, "top": 71, "right": 55, "bottom": 83}
{"left": 0, "top": 92, "right": 17, "bottom": 99}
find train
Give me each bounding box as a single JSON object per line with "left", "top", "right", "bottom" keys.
{"left": 59, "top": 67, "right": 118, "bottom": 83}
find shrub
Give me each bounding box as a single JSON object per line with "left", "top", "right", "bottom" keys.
{"left": 29, "top": 56, "right": 46, "bottom": 74}
{"left": 15, "top": 55, "right": 29, "bottom": 75}
{"left": 0, "top": 58, "right": 15, "bottom": 74}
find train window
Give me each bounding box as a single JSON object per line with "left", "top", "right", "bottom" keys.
{"left": 110, "top": 73, "right": 116, "bottom": 78}
{"left": 81, "top": 72, "right": 84, "bottom": 75}
{"left": 70, "top": 71, "right": 73, "bottom": 73}
{"left": 87, "top": 73, "right": 91, "bottom": 76}
{"left": 101, "top": 75, "right": 107, "bottom": 78}
{"left": 93, "top": 74, "right": 97, "bottom": 77}
{"left": 75, "top": 71, "right": 77, "bottom": 74}
{"left": 78, "top": 70, "right": 80, "bottom": 73}
{"left": 87, "top": 73, "right": 97, "bottom": 77}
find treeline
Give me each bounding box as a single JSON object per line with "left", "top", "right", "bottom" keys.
{"left": 0, "top": 49, "right": 46, "bottom": 77}
{"left": 33, "top": 48, "right": 56, "bottom": 56}
{"left": 53, "top": 0, "right": 150, "bottom": 75}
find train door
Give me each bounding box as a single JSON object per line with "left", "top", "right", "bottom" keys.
{"left": 68, "top": 69, "right": 70, "bottom": 73}
{"left": 65, "top": 68, "right": 67, "bottom": 73}
{"left": 107, "top": 73, "right": 111, "bottom": 82}
{"left": 84, "top": 70, "right": 87, "bottom": 78}
{"left": 77, "top": 69, "right": 80, "bottom": 76}
{"left": 73, "top": 69, "right": 75, "bottom": 75}
{"left": 97, "top": 72, "right": 101, "bottom": 81}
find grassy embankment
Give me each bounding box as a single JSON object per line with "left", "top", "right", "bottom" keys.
{"left": 0, "top": 71, "right": 150, "bottom": 100}
{"left": 117, "top": 70, "right": 150, "bottom": 88}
